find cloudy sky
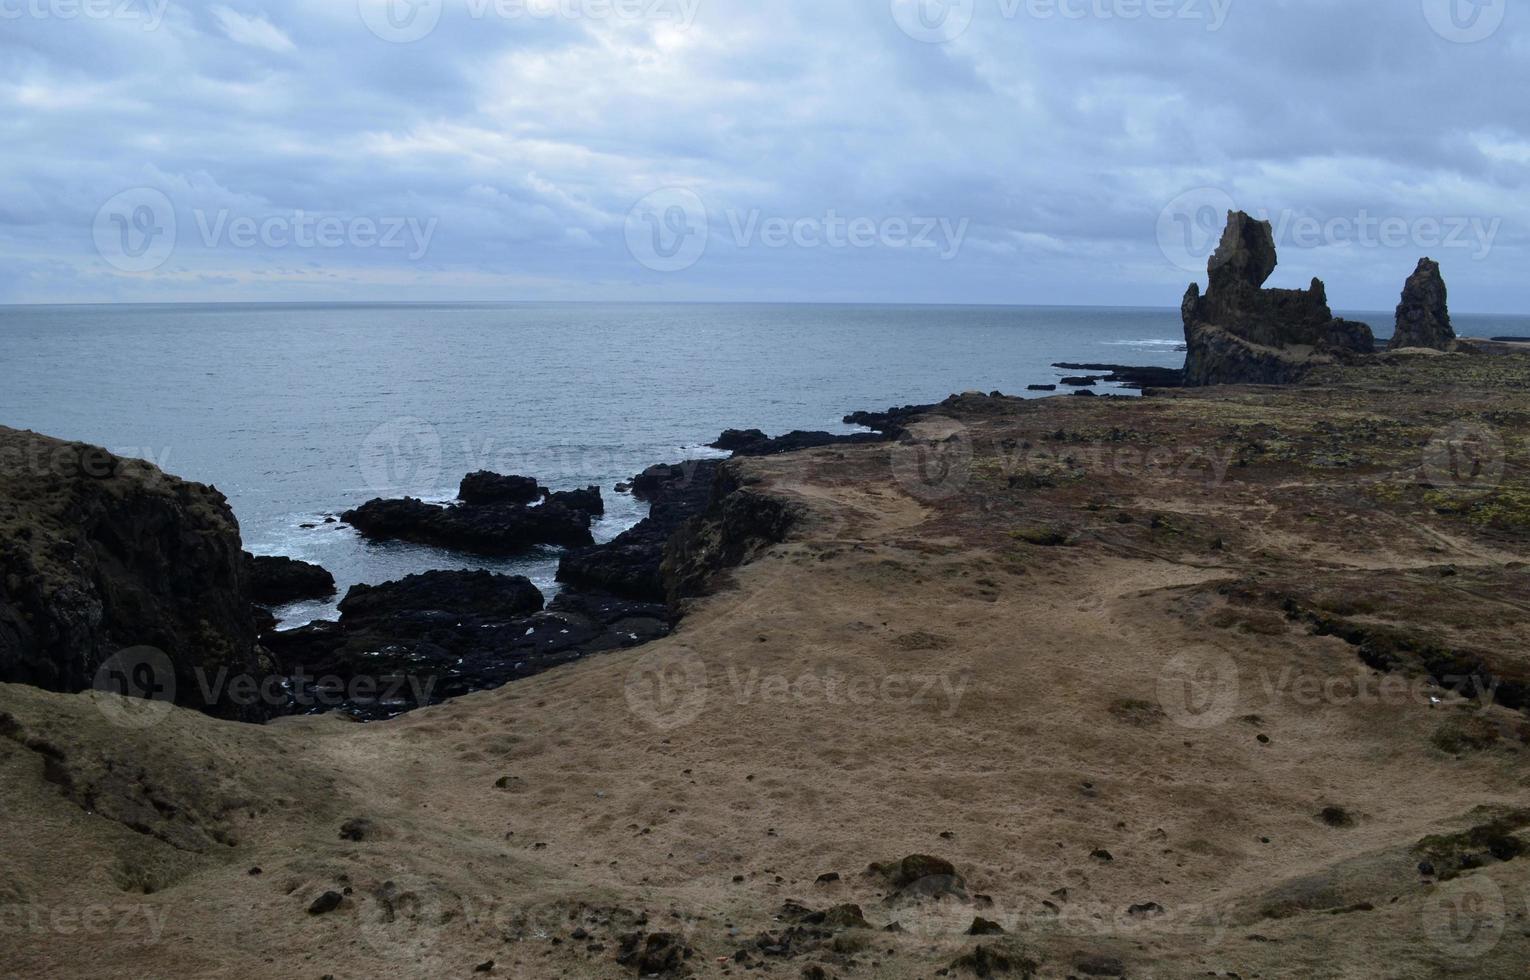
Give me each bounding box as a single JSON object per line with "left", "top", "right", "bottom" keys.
{"left": 2, "top": 0, "right": 1526, "bottom": 311}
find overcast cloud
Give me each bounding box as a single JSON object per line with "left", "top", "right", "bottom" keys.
{"left": 1, "top": 0, "right": 1526, "bottom": 311}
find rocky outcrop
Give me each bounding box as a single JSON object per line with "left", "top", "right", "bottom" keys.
{"left": 711, "top": 429, "right": 885, "bottom": 458}
{"left": 0, "top": 427, "right": 270, "bottom": 721}
{"left": 709, "top": 405, "right": 936, "bottom": 459}
{"left": 242, "top": 553, "right": 336, "bottom": 606}
{"left": 337, "top": 569, "right": 544, "bottom": 623}
{"left": 1389, "top": 258, "right": 1456, "bottom": 351}
{"left": 662, "top": 473, "right": 798, "bottom": 603}
{"left": 342, "top": 496, "right": 594, "bottom": 554}
{"left": 264, "top": 570, "right": 670, "bottom": 719}
{"left": 558, "top": 460, "right": 721, "bottom": 601}
{"left": 1182, "top": 211, "right": 1375, "bottom": 386}
{"left": 544, "top": 485, "right": 604, "bottom": 516}
{"left": 1050, "top": 363, "right": 1185, "bottom": 390}
{"left": 711, "top": 429, "right": 769, "bottom": 452}
{"left": 458, "top": 471, "right": 542, "bottom": 506}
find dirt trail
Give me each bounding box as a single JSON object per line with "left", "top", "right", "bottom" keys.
{"left": 5, "top": 356, "right": 1530, "bottom": 979}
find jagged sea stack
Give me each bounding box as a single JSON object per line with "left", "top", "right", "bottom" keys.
{"left": 1181, "top": 211, "right": 1375, "bottom": 386}
{"left": 1389, "top": 257, "right": 1456, "bottom": 351}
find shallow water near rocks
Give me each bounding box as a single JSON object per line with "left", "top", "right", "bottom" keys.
{"left": 4, "top": 301, "right": 1522, "bottom": 624}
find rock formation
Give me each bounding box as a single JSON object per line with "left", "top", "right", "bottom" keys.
{"left": 1182, "top": 211, "right": 1375, "bottom": 386}
{"left": 342, "top": 495, "right": 595, "bottom": 554}
{"left": 1389, "top": 258, "right": 1456, "bottom": 351}
{"left": 0, "top": 427, "right": 270, "bottom": 721}
{"left": 558, "top": 460, "right": 722, "bottom": 600}
{"left": 243, "top": 552, "right": 336, "bottom": 606}
{"left": 544, "top": 485, "right": 604, "bottom": 516}
{"left": 458, "top": 471, "right": 542, "bottom": 506}
{"left": 662, "top": 476, "right": 798, "bottom": 603}
{"left": 263, "top": 570, "right": 672, "bottom": 718}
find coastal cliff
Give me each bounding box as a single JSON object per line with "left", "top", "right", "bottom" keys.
{"left": 0, "top": 427, "right": 270, "bottom": 722}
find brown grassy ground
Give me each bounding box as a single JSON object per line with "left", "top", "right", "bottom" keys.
{"left": 3, "top": 349, "right": 1529, "bottom": 979}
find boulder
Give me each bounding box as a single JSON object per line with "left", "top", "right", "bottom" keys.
{"left": 458, "top": 471, "right": 542, "bottom": 506}
{"left": 544, "top": 485, "right": 604, "bottom": 516}
{"left": 1182, "top": 211, "right": 1374, "bottom": 386}
{"left": 0, "top": 427, "right": 270, "bottom": 722}
{"left": 243, "top": 552, "right": 336, "bottom": 605}
{"left": 1389, "top": 258, "right": 1456, "bottom": 351}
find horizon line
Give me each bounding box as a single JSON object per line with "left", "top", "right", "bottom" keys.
{"left": 1, "top": 298, "right": 1523, "bottom": 318}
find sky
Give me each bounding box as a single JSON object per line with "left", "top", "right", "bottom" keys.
{"left": 1, "top": 0, "right": 1527, "bottom": 311}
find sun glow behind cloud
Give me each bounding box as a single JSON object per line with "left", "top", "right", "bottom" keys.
{"left": 0, "top": 0, "right": 1525, "bottom": 311}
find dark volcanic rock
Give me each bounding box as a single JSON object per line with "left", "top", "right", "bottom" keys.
{"left": 1389, "top": 257, "right": 1456, "bottom": 351}
{"left": 663, "top": 476, "right": 798, "bottom": 602}
{"left": 868, "top": 854, "right": 969, "bottom": 901}
{"left": 264, "top": 571, "right": 672, "bottom": 719}
{"left": 1027, "top": 384, "right": 1058, "bottom": 392}
{"left": 458, "top": 471, "right": 542, "bottom": 505}
{"left": 616, "top": 932, "right": 693, "bottom": 975}
{"left": 243, "top": 552, "right": 336, "bottom": 605}
{"left": 0, "top": 427, "right": 271, "bottom": 722}
{"left": 706, "top": 408, "right": 941, "bottom": 462}
{"left": 342, "top": 497, "right": 593, "bottom": 555}
{"left": 559, "top": 460, "right": 722, "bottom": 601}
{"left": 543, "top": 485, "right": 604, "bottom": 516}
{"left": 1051, "top": 363, "right": 1185, "bottom": 389}
{"left": 711, "top": 428, "right": 769, "bottom": 452}
{"left": 1182, "top": 211, "right": 1374, "bottom": 386}
{"left": 337, "top": 570, "right": 545, "bottom": 623}
{"left": 842, "top": 403, "right": 935, "bottom": 439}
{"left": 728, "top": 430, "right": 886, "bottom": 458}
{"left": 628, "top": 460, "right": 716, "bottom": 503}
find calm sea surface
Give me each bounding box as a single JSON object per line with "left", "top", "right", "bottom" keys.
{"left": 3, "top": 302, "right": 1523, "bottom": 624}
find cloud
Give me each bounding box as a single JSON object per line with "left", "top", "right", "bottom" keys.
{"left": 210, "top": 6, "right": 297, "bottom": 53}
{"left": 0, "top": 0, "right": 1525, "bottom": 311}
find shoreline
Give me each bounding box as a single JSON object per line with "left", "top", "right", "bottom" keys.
{"left": 3, "top": 347, "right": 1529, "bottom": 977}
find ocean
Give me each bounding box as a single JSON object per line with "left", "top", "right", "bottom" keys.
{"left": 2, "top": 301, "right": 1521, "bottom": 626}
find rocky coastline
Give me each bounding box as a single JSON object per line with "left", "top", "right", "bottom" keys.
{"left": 4, "top": 345, "right": 1528, "bottom": 979}
{"left": 4, "top": 338, "right": 1530, "bottom": 978}
{"left": 0, "top": 238, "right": 1498, "bottom": 725}
{"left": 0, "top": 402, "right": 938, "bottom": 722}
